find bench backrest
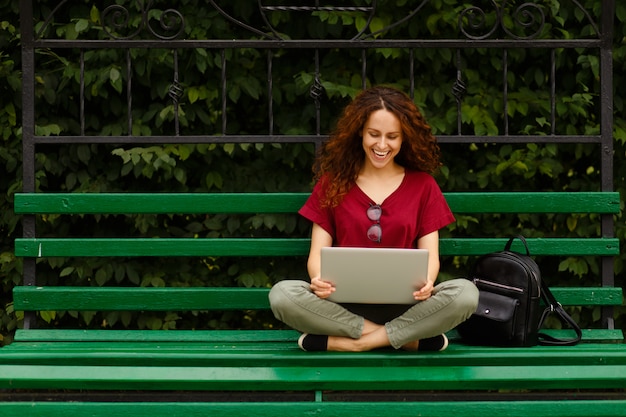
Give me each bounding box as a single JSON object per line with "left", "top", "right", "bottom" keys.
{"left": 13, "top": 190, "right": 621, "bottom": 337}
{"left": 16, "top": 1, "right": 620, "bottom": 335}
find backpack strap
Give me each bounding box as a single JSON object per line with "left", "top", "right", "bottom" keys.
{"left": 537, "top": 280, "right": 582, "bottom": 346}
{"left": 504, "top": 235, "right": 531, "bottom": 255}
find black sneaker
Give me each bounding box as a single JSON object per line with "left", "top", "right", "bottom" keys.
{"left": 418, "top": 334, "right": 449, "bottom": 352}
{"left": 298, "top": 333, "right": 328, "bottom": 352}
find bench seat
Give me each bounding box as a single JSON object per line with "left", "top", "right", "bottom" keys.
{"left": 3, "top": 400, "right": 626, "bottom": 417}
{"left": 2, "top": 330, "right": 626, "bottom": 392}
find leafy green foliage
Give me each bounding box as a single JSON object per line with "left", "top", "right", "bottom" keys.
{"left": 0, "top": 0, "right": 22, "bottom": 345}
{"left": 1, "top": 0, "right": 624, "bottom": 344}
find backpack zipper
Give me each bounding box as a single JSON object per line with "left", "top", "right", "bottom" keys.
{"left": 472, "top": 278, "right": 525, "bottom": 294}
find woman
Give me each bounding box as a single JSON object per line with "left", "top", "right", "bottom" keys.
{"left": 269, "top": 86, "right": 478, "bottom": 352}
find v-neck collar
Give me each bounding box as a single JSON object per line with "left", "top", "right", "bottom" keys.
{"left": 353, "top": 171, "right": 408, "bottom": 206}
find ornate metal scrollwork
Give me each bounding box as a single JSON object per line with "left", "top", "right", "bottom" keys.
{"left": 458, "top": 0, "right": 545, "bottom": 40}
{"left": 35, "top": 0, "right": 601, "bottom": 42}
{"left": 168, "top": 80, "right": 184, "bottom": 102}
{"left": 452, "top": 77, "right": 467, "bottom": 104}
{"left": 202, "top": 0, "right": 441, "bottom": 42}
{"left": 253, "top": 0, "right": 431, "bottom": 41}
{"left": 258, "top": 0, "right": 377, "bottom": 40}
{"left": 102, "top": 0, "right": 185, "bottom": 40}
{"left": 309, "top": 77, "right": 325, "bottom": 102}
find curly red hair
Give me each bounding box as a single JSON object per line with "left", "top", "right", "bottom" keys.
{"left": 313, "top": 86, "right": 441, "bottom": 207}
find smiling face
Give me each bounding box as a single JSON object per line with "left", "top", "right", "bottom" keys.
{"left": 361, "top": 109, "right": 403, "bottom": 172}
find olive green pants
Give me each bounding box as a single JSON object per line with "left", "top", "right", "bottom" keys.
{"left": 269, "top": 278, "right": 478, "bottom": 349}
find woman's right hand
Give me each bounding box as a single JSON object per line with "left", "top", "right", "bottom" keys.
{"left": 306, "top": 224, "right": 335, "bottom": 299}
{"left": 310, "top": 275, "right": 335, "bottom": 299}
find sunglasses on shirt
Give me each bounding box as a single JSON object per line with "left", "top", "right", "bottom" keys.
{"left": 367, "top": 204, "right": 382, "bottom": 243}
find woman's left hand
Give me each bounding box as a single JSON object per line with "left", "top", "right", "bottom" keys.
{"left": 413, "top": 280, "right": 435, "bottom": 301}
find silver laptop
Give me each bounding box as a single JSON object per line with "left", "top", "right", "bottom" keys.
{"left": 321, "top": 247, "right": 429, "bottom": 304}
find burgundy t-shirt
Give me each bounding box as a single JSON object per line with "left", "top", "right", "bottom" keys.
{"left": 299, "top": 170, "right": 455, "bottom": 248}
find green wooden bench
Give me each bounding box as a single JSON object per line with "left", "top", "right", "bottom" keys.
{"left": 5, "top": 1, "right": 625, "bottom": 415}
{"left": 1, "top": 191, "right": 625, "bottom": 416}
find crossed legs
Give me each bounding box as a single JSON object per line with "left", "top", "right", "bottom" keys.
{"left": 326, "top": 320, "right": 421, "bottom": 351}
{"left": 269, "top": 278, "right": 478, "bottom": 352}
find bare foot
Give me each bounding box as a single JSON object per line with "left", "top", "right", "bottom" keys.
{"left": 327, "top": 326, "right": 391, "bottom": 352}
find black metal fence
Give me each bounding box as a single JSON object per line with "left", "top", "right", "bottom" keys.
{"left": 19, "top": 1, "right": 616, "bottom": 327}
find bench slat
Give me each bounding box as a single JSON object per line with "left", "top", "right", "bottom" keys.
{"left": 14, "top": 237, "right": 620, "bottom": 257}
{"left": 3, "top": 341, "right": 626, "bottom": 368}
{"left": 439, "top": 237, "right": 620, "bottom": 256}
{"left": 14, "top": 193, "right": 307, "bottom": 214}
{"left": 11, "top": 329, "right": 301, "bottom": 343}
{"left": 14, "top": 192, "right": 621, "bottom": 214}
{"left": 9, "top": 328, "right": 622, "bottom": 346}
{"left": 13, "top": 287, "right": 273, "bottom": 311}
{"left": 446, "top": 192, "right": 621, "bottom": 214}
{"left": 4, "top": 343, "right": 626, "bottom": 367}
{"left": 540, "top": 287, "right": 624, "bottom": 306}
{"left": 12, "top": 287, "right": 623, "bottom": 311}
{"left": 14, "top": 237, "right": 311, "bottom": 257}
{"left": 2, "top": 400, "right": 626, "bottom": 417}
{"left": 1, "top": 363, "right": 626, "bottom": 391}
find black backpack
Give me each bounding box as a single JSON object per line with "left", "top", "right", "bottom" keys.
{"left": 457, "top": 236, "right": 581, "bottom": 347}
